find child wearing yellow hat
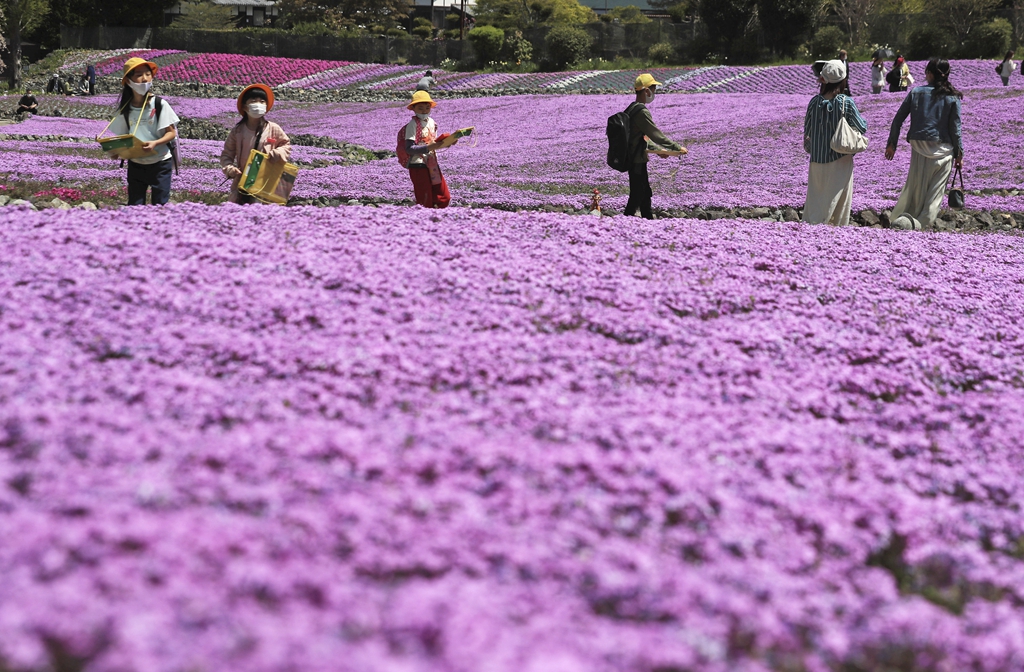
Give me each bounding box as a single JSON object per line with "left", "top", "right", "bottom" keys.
{"left": 108, "top": 57, "right": 180, "bottom": 205}
{"left": 623, "top": 73, "right": 686, "bottom": 220}
{"left": 402, "top": 90, "right": 451, "bottom": 209}
{"left": 219, "top": 83, "right": 292, "bottom": 204}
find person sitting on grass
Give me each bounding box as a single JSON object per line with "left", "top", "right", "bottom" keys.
{"left": 220, "top": 83, "right": 292, "bottom": 205}
{"left": 16, "top": 89, "right": 38, "bottom": 117}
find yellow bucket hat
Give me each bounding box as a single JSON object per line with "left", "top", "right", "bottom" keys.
{"left": 122, "top": 57, "right": 159, "bottom": 85}
{"left": 634, "top": 73, "right": 663, "bottom": 91}
{"left": 407, "top": 90, "right": 437, "bottom": 110}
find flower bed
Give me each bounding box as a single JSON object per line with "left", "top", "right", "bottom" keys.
{"left": 1, "top": 202, "right": 1024, "bottom": 671}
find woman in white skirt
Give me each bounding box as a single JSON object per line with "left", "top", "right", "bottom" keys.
{"left": 803, "top": 60, "right": 868, "bottom": 226}
{"left": 885, "top": 58, "right": 964, "bottom": 230}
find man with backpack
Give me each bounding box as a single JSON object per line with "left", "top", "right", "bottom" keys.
{"left": 607, "top": 74, "right": 686, "bottom": 220}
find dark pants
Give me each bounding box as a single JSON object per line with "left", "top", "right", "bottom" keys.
{"left": 127, "top": 159, "right": 173, "bottom": 206}
{"left": 88, "top": 79, "right": 95, "bottom": 95}
{"left": 624, "top": 162, "right": 653, "bottom": 219}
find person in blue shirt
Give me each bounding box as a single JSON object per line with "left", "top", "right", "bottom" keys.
{"left": 885, "top": 58, "right": 964, "bottom": 230}
{"left": 802, "top": 59, "right": 868, "bottom": 226}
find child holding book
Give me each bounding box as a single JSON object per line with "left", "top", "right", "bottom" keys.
{"left": 403, "top": 91, "right": 451, "bottom": 209}
{"left": 220, "top": 83, "right": 292, "bottom": 204}
{"left": 107, "top": 57, "right": 179, "bottom": 206}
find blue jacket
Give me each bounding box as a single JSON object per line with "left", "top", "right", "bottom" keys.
{"left": 886, "top": 86, "right": 963, "bottom": 157}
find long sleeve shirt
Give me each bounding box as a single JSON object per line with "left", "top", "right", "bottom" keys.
{"left": 803, "top": 94, "right": 867, "bottom": 164}
{"left": 886, "top": 86, "right": 963, "bottom": 158}
{"left": 628, "top": 103, "right": 681, "bottom": 164}
{"left": 220, "top": 119, "right": 291, "bottom": 202}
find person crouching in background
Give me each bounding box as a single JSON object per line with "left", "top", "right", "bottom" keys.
{"left": 220, "top": 83, "right": 292, "bottom": 205}
{"left": 404, "top": 90, "right": 451, "bottom": 209}
{"left": 108, "top": 57, "right": 180, "bottom": 206}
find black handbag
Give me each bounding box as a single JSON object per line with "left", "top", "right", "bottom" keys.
{"left": 947, "top": 164, "right": 965, "bottom": 209}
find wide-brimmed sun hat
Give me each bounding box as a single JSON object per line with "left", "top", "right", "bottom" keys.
{"left": 407, "top": 90, "right": 437, "bottom": 110}
{"left": 819, "top": 60, "right": 847, "bottom": 84}
{"left": 634, "top": 73, "right": 663, "bottom": 91}
{"left": 237, "top": 83, "right": 275, "bottom": 114}
{"left": 121, "top": 57, "right": 158, "bottom": 85}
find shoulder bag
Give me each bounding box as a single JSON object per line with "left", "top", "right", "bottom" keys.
{"left": 830, "top": 95, "right": 869, "bottom": 155}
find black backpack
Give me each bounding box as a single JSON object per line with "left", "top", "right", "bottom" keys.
{"left": 885, "top": 68, "right": 900, "bottom": 87}
{"left": 606, "top": 102, "right": 641, "bottom": 172}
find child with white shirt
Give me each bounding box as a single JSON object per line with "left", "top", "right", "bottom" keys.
{"left": 107, "top": 57, "right": 180, "bottom": 205}
{"left": 403, "top": 90, "right": 451, "bottom": 209}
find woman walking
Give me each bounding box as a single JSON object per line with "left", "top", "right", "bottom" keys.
{"left": 803, "top": 60, "right": 868, "bottom": 226}
{"left": 996, "top": 51, "right": 1016, "bottom": 86}
{"left": 885, "top": 58, "right": 963, "bottom": 230}
{"left": 871, "top": 56, "right": 887, "bottom": 94}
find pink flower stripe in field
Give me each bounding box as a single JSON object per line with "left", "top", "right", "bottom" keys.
{"left": 2, "top": 203, "right": 1024, "bottom": 672}
{"left": 158, "top": 53, "right": 343, "bottom": 87}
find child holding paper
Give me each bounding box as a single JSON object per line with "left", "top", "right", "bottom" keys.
{"left": 403, "top": 90, "right": 451, "bottom": 209}
{"left": 220, "top": 83, "right": 292, "bottom": 204}
{"left": 107, "top": 57, "right": 179, "bottom": 206}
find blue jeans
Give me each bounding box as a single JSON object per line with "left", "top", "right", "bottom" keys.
{"left": 127, "top": 159, "right": 173, "bottom": 205}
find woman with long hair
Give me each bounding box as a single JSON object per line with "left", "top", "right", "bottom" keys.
{"left": 997, "top": 50, "right": 1016, "bottom": 86}
{"left": 803, "top": 59, "right": 868, "bottom": 226}
{"left": 884, "top": 58, "right": 963, "bottom": 230}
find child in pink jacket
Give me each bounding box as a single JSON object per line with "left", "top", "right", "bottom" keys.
{"left": 220, "top": 83, "right": 291, "bottom": 204}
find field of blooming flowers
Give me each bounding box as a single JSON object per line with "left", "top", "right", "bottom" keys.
{"left": 2, "top": 72, "right": 1023, "bottom": 214}
{"left": 45, "top": 49, "right": 1023, "bottom": 95}
{"left": 2, "top": 201, "right": 1024, "bottom": 671}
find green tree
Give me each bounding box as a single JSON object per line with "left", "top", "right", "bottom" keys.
{"left": 829, "top": 0, "right": 876, "bottom": 45}
{"left": 697, "top": 0, "right": 754, "bottom": 53}
{"left": 45, "top": 0, "right": 175, "bottom": 26}
{"left": 757, "top": 0, "right": 824, "bottom": 56}
{"left": 607, "top": 5, "right": 651, "bottom": 23}
{"left": 475, "top": 0, "right": 595, "bottom": 31}
{"left": 1, "top": 0, "right": 49, "bottom": 88}
{"left": 468, "top": 24, "right": 505, "bottom": 65}
{"left": 928, "top": 0, "right": 999, "bottom": 49}
{"left": 546, "top": 23, "right": 592, "bottom": 69}
{"left": 333, "top": 0, "right": 408, "bottom": 28}
{"left": 170, "top": 0, "right": 234, "bottom": 30}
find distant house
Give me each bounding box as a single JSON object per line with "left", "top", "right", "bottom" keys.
{"left": 578, "top": 0, "right": 662, "bottom": 17}
{"left": 165, "top": 0, "right": 279, "bottom": 28}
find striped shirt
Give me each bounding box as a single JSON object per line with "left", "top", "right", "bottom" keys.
{"left": 803, "top": 94, "right": 868, "bottom": 164}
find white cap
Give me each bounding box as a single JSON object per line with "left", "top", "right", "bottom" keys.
{"left": 820, "top": 60, "right": 847, "bottom": 84}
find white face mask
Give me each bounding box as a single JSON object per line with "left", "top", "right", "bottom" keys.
{"left": 644, "top": 89, "right": 655, "bottom": 104}
{"left": 128, "top": 80, "right": 152, "bottom": 95}
{"left": 247, "top": 102, "right": 267, "bottom": 118}
{"left": 415, "top": 112, "right": 430, "bottom": 121}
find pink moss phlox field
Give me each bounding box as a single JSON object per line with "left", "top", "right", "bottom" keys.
{"left": 2, "top": 203, "right": 1024, "bottom": 671}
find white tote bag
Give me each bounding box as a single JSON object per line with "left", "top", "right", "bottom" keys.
{"left": 830, "top": 96, "right": 868, "bottom": 155}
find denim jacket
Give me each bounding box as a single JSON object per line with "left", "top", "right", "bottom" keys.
{"left": 886, "top": 86, "right": 963, "bottom": 157}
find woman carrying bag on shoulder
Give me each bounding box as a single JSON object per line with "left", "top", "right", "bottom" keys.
{"left": 803, "top": 60, "right": 868, "bottom": 226}
{"left": 885, "top": 58, "right": 964, "bottom": 231}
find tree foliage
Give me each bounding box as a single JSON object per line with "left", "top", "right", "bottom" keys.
{"left": 2, "top": 0, "right": 50, "bottom": 87}
{"left": 928, "top": 0, "right": 999, "bottom": 48}
{"left": 468, "top": 24, "right": 504, "bottom": 65}
{"left": 475, "top": 0, "right": 596, "bottom": 31}
{"left": 45, "top": 0, "right": 175, "bottom": 26}
{"left": 757, "top": 0, "right": 825, "bottom": 56}
{"left": 169, "top": 0, "right": 234, "bottom": 30}
{"left": 697, "top": 0, "right": 754, "bottom": 52}
{"left": 545, "top": 23, "right": 592, "bottom": 69}
{"left": 607, "top": 5, "right": 650, "bottom": 23}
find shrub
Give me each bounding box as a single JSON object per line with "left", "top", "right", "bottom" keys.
{"left": 607, "top": 5, "right": 651, "bottom": 24}
{"left": 667, "top": 1, "right": 692, "bottom": 23}
{"left": 412, "top": 17, "right": 434, "bottom": 40}
{"left": 546, "top": 24, "right": 594, "bottom": 70}
{"left": 503, "top": 30, "right": 534, "bottom": 66}
{"left": 648, "top": 42, "right": 675, "bottom": 64}
{"left": 963, "top": 18, "right": 1012, "bottom": 59}
{"left": 290, "top": 22, "right": 335, "bottom": 37}
{"left": 468, "top": 25, "right": 505, "bottom": 67}
{"left": 905, "top": 26, "right": 956, "bottom": 60}
{"left": 806, "top": 25, "right": 845, "bottom": 60}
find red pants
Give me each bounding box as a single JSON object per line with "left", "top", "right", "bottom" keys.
{"left": 409, "top": 167, "right": 451, "bottom": 209}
